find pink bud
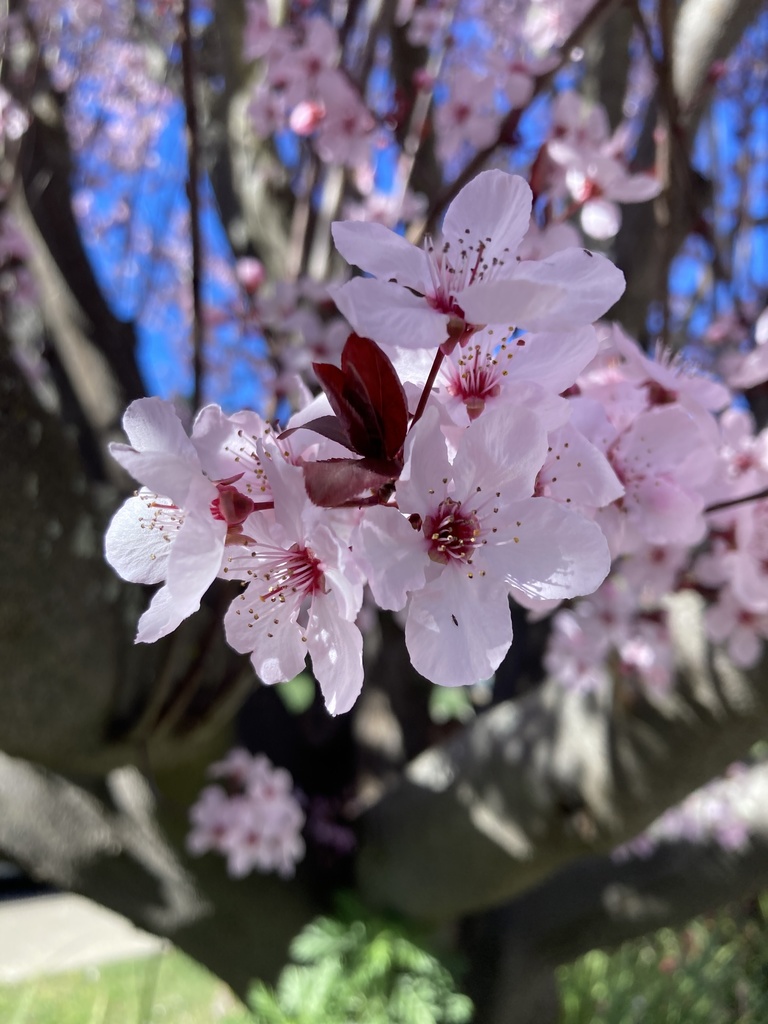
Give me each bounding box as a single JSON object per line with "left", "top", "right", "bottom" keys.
{"left": 236, "top": 257, "right": 265, "bottom": 294}
{"left": 289, "top": 100, "right": 326, "bottom": 136}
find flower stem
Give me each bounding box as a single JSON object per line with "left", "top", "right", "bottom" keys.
{"left": 705, "top": 487, "right": 768, "bottom": 514}
{"left": 409, "top": 348, "right": 445, "bottom": 430}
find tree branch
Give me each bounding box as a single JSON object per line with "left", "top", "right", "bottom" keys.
{"left": 357, "top": 591, "right": 768, "bottom": 920}
{"left": 180, "top": 0, "right": 206, "bottom": 411}
{"left": 0, "top": 754, "right": 318, "bottom": 997}
{"left": 464, "top": 761, "right": 768, "bottom": 1023}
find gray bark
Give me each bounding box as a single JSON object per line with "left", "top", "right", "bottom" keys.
{"left": 0, "top": 754, "right": 317, "bottom": 996}
{"left": 357, "top": 591, "right": 768, "bottom": 920}
{"left": 466, "top": 761, "right": 768, "bottom": 1024}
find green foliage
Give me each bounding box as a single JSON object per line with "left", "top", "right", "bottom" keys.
{"left": 276, "top": 673, "right": 316, "bottom": 714}
{"left": 247, "top": 896, "right": 473, "bottom": 1024}
{"left": 428, "top": 685, "right": 476, "bottom": 725}
{"left": 559, "top": 900, "right": 768, "bottom": 1024}
{"left": 0, "top": 950, "right": 252, "bottom": 1024}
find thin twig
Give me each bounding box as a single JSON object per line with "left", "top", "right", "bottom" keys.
{"left": 705, "top": 487, "right": 768, "bottom": 515}
{"left": 409, "top": 348, "right": 444, "bottom": 429}
{"left": 180, "top": 0, "right": 205, "bottom": 410}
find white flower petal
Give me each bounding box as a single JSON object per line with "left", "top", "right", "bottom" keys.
{"left": 504, "top": 325, "right": 598, "bottom": 392}
{"left": 105, "top": 493, "right": 177, "bottom": 585}
{"left": 458, "top": 277, "right": 565, "bottom": 329}
{"left": 331, "top": 220, "right": 430, "bottom": 287}
{"left": 497, "top": 249, "right": 626, "bottom": 329}
{"left": 136, "top": 584, "right": 197, "bottom": 643}
{"left": 500, "top": 497, "right": 611, "bottom": 600}
{"left": 123, "top": 397, "right": 198, "bottom": 462}
{"left": 442, "top": 170, "right": 531, "bottom": 262}
{"left": 225, "top": 587, "right": 307, "bottom": 684}
{"left": 307, "top": 598, "right": 364, "bottom": 715}
{"left": 333, "top": 278, "right": 450, "bottom": 350}
{"left": 406, "top": 572, "right": 512, "bottom": 687}
{"left": 358, "top": 506, "right": 427, "bottom": 611}
{"left": 109, "top": 445, "right": 200, "bottom": 509}
{"left": 581, "top": 198, "right": 621, "bottom": 240}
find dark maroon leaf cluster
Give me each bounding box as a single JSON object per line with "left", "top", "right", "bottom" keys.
{"left": 283, "top": 334, "right": 409, "bottom": 507}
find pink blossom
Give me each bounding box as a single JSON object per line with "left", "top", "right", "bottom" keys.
{"left": 619, "top": 543, "right": 689, "bottom": 602}
{"left": 223, "top": 448, "right": 365, "bottom": 715}
{"left": 544, "top": 608, "right": 612, "bottom": 695}
{"left": 719, "top": 307, "right": 768, "bottom": 389}
{"left": 187, "top": 751, "right": 305, "bottom": 878}
{"left": 332, "top": 170, "right": 625, "bottom": 352}
{"left": 557, "top": 152, "right": 661, "bottom": 240}
{"left": 235, "top": 257, "right": 265, "bottom": 295}
{"left": 544, "top": 92, "right": 661, "bottom": 239}
{"left": 705, "top": 586, "right": 768, "bottom": 668}
{"left": 105, "top": 399, "right": 275, "bottom": 643}
{"left": 435, "top": 67, "right": 500, "bottom": 163}
{"left": 313, "top": 70, "right": 375, "bottom": 167}
{"left": 187, "top": 786, "right": 235, "bottom": 856}
{"left": 289, "top": 99, "right": 326, "bottom": 135}
{"left": 359, "top": 404, "right": 610, "bottom": 686}
{"left": 574, "top": 401, "right": 717, "bottom": 555}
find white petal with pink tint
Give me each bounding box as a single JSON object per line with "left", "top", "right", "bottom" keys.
{"left": 225, "top": 589, "right": 308, "bottom": 685}
{"left": 581, "top": 198, "right": 621, "bottom": 240}
{"left": 122, "top": 397, "right": 197, "bottom": 462}
{"left": 498, "top": 497, "right": 611, "bottom": 600}
{"left": 331, "top": 220, "right": 430, "bottom": 287}
{"left": 406, "top": 572, "right": 512, "bottom": 686}
{"left": 105, "top": 491, "right": 180, "bottom": 585}
{"left": 308, "top": 599, "right": 364, "bottom": 715}
{"left": 441, "top": 169, "right": 532, "bottom": 260}
{"left": 333, "top": 278, "right": 450, "bottom": 350}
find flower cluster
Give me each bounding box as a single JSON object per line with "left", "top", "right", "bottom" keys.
{"left": 106, "top": 170, "right": 630, "bottom": 713}
{"left": 614, "top": 761, "right": 765, "bottom": 861}
{"left": 243, "top": 3, "right": 374, "bottom": 168}
{"left": 106, "top": 168, "right": 768, "bottom": 717}
{"left": 541, "top": 316, "right": 768, "bottom": 703}
{"left": 187, "top": 749, "right": 305, "bottom": 878}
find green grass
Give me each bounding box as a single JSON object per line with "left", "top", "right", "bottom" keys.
{"left": 559, "top": 899, "right": 768, "bottom": 1024}
{"left": 6, "top": 898, "right": 768, "bottom": 1024}
{"left": 0, "top": 949, "right": 253, "bottom": 1024}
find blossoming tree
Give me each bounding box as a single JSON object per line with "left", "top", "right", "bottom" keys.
{"left": 1, "top": 1, "right": 768, "bottom": 1021}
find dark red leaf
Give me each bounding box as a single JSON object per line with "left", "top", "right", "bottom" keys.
{"left": 310, "top": 335, "right": 408, "bottom": 462}
{"left": 302, "top": 458, "right": 393, "bottom": 508}
{"left": 312, "top": 361, "right": 370, "bottom": 449}
{"left": 341, "top": 334, "right": 408, "bottom": 459}
{"left": 279, "top": 415, "right": 357, "bottom": 452}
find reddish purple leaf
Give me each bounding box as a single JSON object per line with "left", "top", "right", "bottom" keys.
{"left": 302, "top": 458, "right": 393, "bottom": 508}
{"left": 312, "top": 361, "right": 371, "bottom": 450}
{"left": 279, "top": 415, "right": 357, "bottom": 452}
{"left": 341, "top": 334, "right": 408, "bottom": 459}
{"left": 311, "top": 334, "right": 409, "bottom": 462}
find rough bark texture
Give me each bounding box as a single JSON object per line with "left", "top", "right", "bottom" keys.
{"left": 357, "top": 592, "right": 768, "bottom": 920}
{"left": 0, "top": 754, "right": 318, "bottom": 996}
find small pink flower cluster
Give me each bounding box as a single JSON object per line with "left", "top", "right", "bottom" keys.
{"left": 243, "top": 3, "right": 374, "bottom": 168}
{"left": 542, "top": 92, "right": 662, "bottom": 239}
{"left": 542, "top": 319, "right": 768, "bottom": 700}
{"left": 187, "top": 749, "right": 305, "bottom": 879}
{"left": 614, "top": 762, "right": 761, "bottom": 861}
